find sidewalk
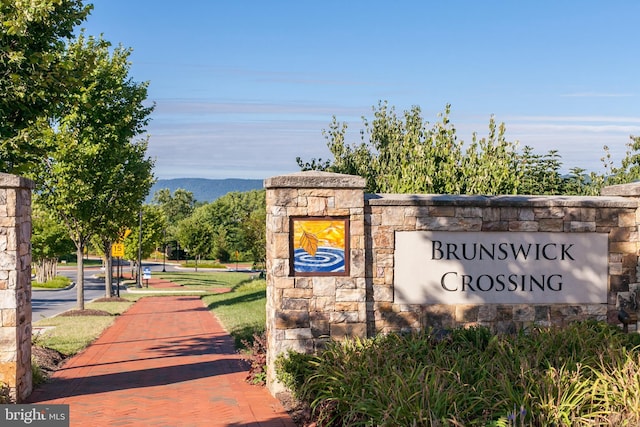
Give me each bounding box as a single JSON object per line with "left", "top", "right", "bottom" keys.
{"left": 27, "top": 295, "right": 295, "bottom": 427}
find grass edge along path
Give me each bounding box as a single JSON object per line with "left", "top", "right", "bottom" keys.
{"left": 148, "top": 270, "right": 267, "bottom": 347}
{"left": 33, "top": 271, "right": 266, "bottom": 363}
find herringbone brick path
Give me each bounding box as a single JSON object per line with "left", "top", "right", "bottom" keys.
{"left": 27, "top": 296, "right": 295, "bottom": 427}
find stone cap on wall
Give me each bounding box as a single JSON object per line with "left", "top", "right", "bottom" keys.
{"left": 264, "top": 171, "right": 366, "bottom": 189}
{"left": 0, "top": 173, "right": 34, "bottom": 189}
{"left": 366, "top": 193, "right": 638, "bottom": 208}
{"left": 601, "top": 182, "right": 640, "bottom": 197}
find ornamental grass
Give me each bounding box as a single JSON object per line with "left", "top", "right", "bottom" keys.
{"left": 276, "top": 321, "right": 640, "bottom": 426}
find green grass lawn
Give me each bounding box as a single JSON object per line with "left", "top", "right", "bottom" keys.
{"left": 34, "top": 316, "right": 115, "bottom": 355}
{"left": 31, "top": 275, "right": 72, "bottom": 290}
{"left": 155, "top": 271, "right": 251, "bottom": 289}
{"left": 201, "top": 279, "right": 267, "bottom": 347}
{"left": 58, "top": 258, "right": 103, "bottom": 267}
{"left": 33, "top": 271, "right": 266, "bottom": 356}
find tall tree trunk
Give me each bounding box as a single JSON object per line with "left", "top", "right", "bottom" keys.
{"left": 104, "top": 254, "right": 113, "bottom": 298}
{"left": 48, "top": 258, "right": 58, "bottom": 281}
{"left": 34, "top": 258, "right": 59, "bottom": 283}
{"left": 103, "top": 241, "right": 113, "bottom": 298}
{"left": 76, "top": 244, "right": 85, "bottom": 310}
{"left": 35, "top": 260, "right": 45, "bottom": 283}
{"left": 130, "top": 259, "right": 135, "bottom": 280}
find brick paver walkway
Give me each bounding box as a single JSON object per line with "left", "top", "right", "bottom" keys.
{"left": 27, "top": 296, "right": 295, "bottom": 427}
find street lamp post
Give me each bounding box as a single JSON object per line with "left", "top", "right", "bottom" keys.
{"left": 162, "top": 228, "right": 166, "bottom": 272}
{"left": 137, "top": 210, "right": 143, "bottom": 288}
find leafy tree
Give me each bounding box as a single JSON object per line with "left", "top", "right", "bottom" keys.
{"left": 597, "top": 137, "right": 640, "bottom": 186}
{"left": 121, "top": 205, "right": 165, "bottom": 281}
{"left": 458, "top": 117, "right": 522, "bottom": 195}
{"left": 556, "top": 136, "right": 640, "bottom": 196}
{"left": 31, "top": 203, "right": 75, "bottom": 283}
{"left": 152, "top": 189, "right": 265, "bottom": 266}
{"left": 197, "top": 190, "right": 265, "bottom": 262}
{"left": 517, "top": 146, "right": 565, "bottom": 195}
{"left": 312, "top": 102, "right": 640, "bottom": 196}
{"left": 175, "top": 206, "right": 214, "bottom": 271}
{"left": 0, "top": 0, "right": 91, "bottom": 173}
{"left": 562, "top": 167, "right": 602, "bottom": 196}
{"left": 34, "top": 34, "right": 154, "bottom": 307}
{"left": 153, "top": 188, "right": 196, "bottom": 223}
{"left": 298, "top": 102, "right": 527, "bottom": 195}
{"left": 241, "top": 207, "right": 266, "bottom": 269}
{"left": 300, "top": 102, "right": 640, "bottom": 197}
{"left": 152, "top": 188, "right": 196, "bottom": 259}
{"left": 211, "top": 224, "right": 230, "bottom": 262}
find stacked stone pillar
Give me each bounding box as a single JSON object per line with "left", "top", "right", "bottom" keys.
{"left": 0, "top": 173, "right": 34, "bottom": 402}
{"left": 264, "top": 171, "right": 366, "bottom": 396}
{"left": 601, "top": 182, "right": 640, "bottom": 331}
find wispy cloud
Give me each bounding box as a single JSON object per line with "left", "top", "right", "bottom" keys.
{"left": 509, "top": 123, "right": 640, "bottom": 134}
{"left": 256, "top": 77, "right": 381, "bottom": 87}
{"left": 500, "top": 115, "right": 640, "bottom": 136}
{"left": 152, "top": 99, "right": 365, "bottom": 118}
{"left": 146, "top": 117, "right": 331, "bottom": 180}
{"left": 146, "top": 103, "right": 640, "bottom": 180}
{"left": 507, "top": 115, "right": 640, "bottom": 124}
{"left": 560, "top": 92, "right": 634, "bottom": 98}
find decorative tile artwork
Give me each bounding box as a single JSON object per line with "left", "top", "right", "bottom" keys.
{"left": 291, "top": 217, "right": 349, "bottom": 276}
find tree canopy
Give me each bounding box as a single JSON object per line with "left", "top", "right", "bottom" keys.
{"left": 166, "top": 189, "right": 266, "bottom": 266}
{"left": 0, "top": 0, "right": 91, "bottom": 173}
{"left": 298, "top": 101, "right": 640, "bottom": 196}
{"left": 153, "top": 188, "right": 196, "bottom": 226}
{"left": 175, "top": 205, "right": 214, "bottom": 270}
{"left": 197, "top": 190, "right": 265, "bottom": 262}
{"left": 298, "top": 102, "right": 526, "bottom": 194}
{"left": 34, "top": 34, "right": 154, "bottom": 307}
{"left": 121, "top": 205, "right": 165, "bottom": 266}
{"left": 31, "top": 202, "right": 75, "bottom": 283}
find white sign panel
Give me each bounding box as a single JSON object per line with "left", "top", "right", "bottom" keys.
{"left": 394, "top": 231, "right": 608, "bottom": 304}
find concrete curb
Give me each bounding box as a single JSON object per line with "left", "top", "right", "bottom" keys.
{"left": 32, "top": 281, "right": 76, "bottom": 292}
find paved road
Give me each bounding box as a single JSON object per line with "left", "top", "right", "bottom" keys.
{"left": 31, "top": 268, "right": 110, "bottom": 320}
{"left": 31, "top": 261, "right": 255, "bottom": 320}
{"left": 32, "top": 261, "right": 166, "bottom": 319}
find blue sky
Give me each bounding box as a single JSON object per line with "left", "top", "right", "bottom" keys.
{"left": 81, "top": 1, "right": 640, "bottom": 180}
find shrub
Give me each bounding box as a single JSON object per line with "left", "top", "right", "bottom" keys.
{"left": 276, "top": 322, "right": 640, "bottom": 426}
{"left": 32, "top": 275, "right": 72, "bottom": 289}
{"left": 0, "top": 382, "right": 11, "bottom": 404}
{"left": 31, "top": 361, "right": 47, "bottom": 387}
{"left": 275, "top": 350, "right": 319, "bottom": 399}
{"left": 240, "top": 332, "right": 268, "bottom": 385}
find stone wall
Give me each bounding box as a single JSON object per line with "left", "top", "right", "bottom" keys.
{"left": 264, "top": 171, "right": 640, "bottom": 396}
{"left": 366, "top": 192, "right": 638, "bottom": 335}
{"left": 0, "top": 173, "right": 34, "bottom": 402}
{"left": 265, "top": 172, "right": 366, "bottom": 395}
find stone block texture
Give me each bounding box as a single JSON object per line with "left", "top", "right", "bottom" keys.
{"left": 265, "top": 172, "right": 640, "bottom": 396}
{"left": 0, "top": 173, "right": 33, "bottom": 402}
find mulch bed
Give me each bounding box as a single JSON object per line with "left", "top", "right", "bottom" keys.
{"left": 58, "top": 309, "right": 112, "bottom": 317}
{"left": 92, "top": 297, "right": 130, "bottom": 303}
{"left": 57, "top": 297, "right": 130, "bottom": 317}
{"left": 276, "top": 391, "right": 314, "bottom": 426}
{"left": 32, "top": 346, "right": 68, "bottom": 378}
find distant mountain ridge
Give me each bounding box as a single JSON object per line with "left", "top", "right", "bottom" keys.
{"left": 148, "top": 178, "right": 264, "bottom": 203}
